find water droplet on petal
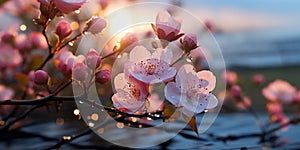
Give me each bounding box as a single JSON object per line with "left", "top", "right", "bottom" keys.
{"left": 186, "top": 57, "right": 192, "bottom": 63}
{"left": 204, "top": 109, "right": 208, "bottom": 113}
{"left": 68, "top": 42, "right": 74, "bottom": 46}
{"left": 79, "top": 101, "right": 84, "bottom": 104}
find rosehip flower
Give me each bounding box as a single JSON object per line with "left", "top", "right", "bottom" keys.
{"left": 34, "top": 70, "right": 49, "bottom": 85}
{"left": 164, "top": 64, "right": 218, "bottom": 116}
{"left": 252, "top": 74, "right": 265, "bottom": 85}
{"left": 0, "top": 85, "right": 14, "bottom": 101}
{"left": 181, "top": 33, "right": 197, "bottom": 52}
{"left": 231, "top": 85, "right": 242, "bottom": 98}
{"left": 30, "top": 32, "right": 47, "bottom": 49}
{"left": 53, "top": 0, "right": 86, "bottom": 14}
{"left": 96, "top": 69, "right": 111, "bottom": 84}
{"left": 222, "top": 70, "right": 238, "bottom": 86}
{"left": 0, "top": 44, "right": 22, "bottom": 68}
{"left": 262, "top": 79, "right": 296, "bottom": 103}
{"left": 112, "top": 73, "right": 148, "bottom": 114}
{"left": 86, "top": 48, "right": 101, "bottom": 68}
{"left": 15, "top": 34, "right": 32, "bottom": 51}
{"left": 86, "top": 16, "right": 107, "bottom": 34}
{"left": 72, "top": 62, "right": 88, "bottom": 81}
{"left": 125, "top": 46, "right": 176, "bottom": 84}
{"left": 153, "top": 11, "right": 183, "bottom": 42}
{"left": 55, "top": 21, "right": 72, "bottom": 39}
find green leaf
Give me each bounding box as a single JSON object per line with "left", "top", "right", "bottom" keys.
{"left": 13, "top": 73, "right": 29, "bottom": 89}
{"left": 29, "top": 55, "right": 44, "bottom": 70}
{"left": 183, "top": 114, "right": 198, "bottom": 135}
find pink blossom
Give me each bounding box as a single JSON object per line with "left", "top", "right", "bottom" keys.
{"left": 222, "top": 70, "right": 238, "bottom": 86}
{"left": 262, "top": 80, "right": 296, "bottom": 103}
{"left": 0, "top": 44, "right": 22, "bottom": 68}
{"left": 0, "top": 85, "right": 14, "bottom": 101}
{"left": 182, "top": 33, "right": 197, "bottom": 52}
{"left": 86, "top": 16, "right": 107, "bottom": 34}
{"left": 125, "top": 46, "right": 176, "bottom": 84}
{"left": 164, "top": 64, "right": 218, "bottom": 116}
{"left": 154, "top": 11, "right": 183, "bottom": 42}
{"left": 30, "top": 32, "right": 48, "bottom": 49}
{"left": 112, "top": 73, "right": 148, "bottom": 114}
{"left": 55, "top": 21, "right": 72, "bottom": 39}
{"left": 96, "top": 69, "right": 111, "bottom": 84}
{"left": 252, "top": 74, "right": 265, "bottom": 85}
{"left": 86, "top": 48, "right": 101, "bottom": 68}
{"left": 34, "top": 70, "right": 49, "bottom": 85}
{"left": 53, "top": 0, "right": 86, "bottom": 14}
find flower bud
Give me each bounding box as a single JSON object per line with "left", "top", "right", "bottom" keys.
{"left": 72, "top": 62, "right": 88, "bottom": 81}
{"left": 231, "top": 85, "right": 242, "bottom": 98}
{"left": 30, "top": 32, "right": 48, "bottom": 49}
{"left": 86, "top": 17, "right": 107, "bottom": 34}
{"left": 96, "top": 69, "right": 111, "bottom": 84}
{"left": 55, "top": 21, "right": 72, "bottom": 39}
{"left": 119, "top": 32, "right": 139, "bottom": 52}
{"left": 53, "top": 0, "right": 86, "bottom": 14}
{"left": 86, "top": 49, "right": 101, "bottom": 68}
{"left": 34, "top": 70, "right": 49, "bottom": 85}
{"left": 15, "top": 34, "right": 32, "bottom": 51}
{"left": 182, "top": 33, "right": 197, "bottom": 52}
{"left": 99, "top": 0, "right": 109, "bottom": 10}
{"left": 1, "top": 32, "right": 15, "bottom": 44}
{"left": 252, "top": 74, "right": 265, "bottom": 85}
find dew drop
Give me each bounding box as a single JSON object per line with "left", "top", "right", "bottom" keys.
{"left": 186, "top": 57, "right": 192, "bottom": 63}
{"left": 68, "top": 42, "right": 74, "bottom": 46}
{"left": 204, "top": 109, "right": 208, "bottom": 113}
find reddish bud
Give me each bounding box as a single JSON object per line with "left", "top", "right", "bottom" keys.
{"left": 55, "top": 21, "right": 72, "bottom": 39}
{"left": 53, "top": 0, "right": 86, "bottom": 14}
{"left": 86, "top": 16, "right": 107, "bottom": 34}
{"left": 72, "top": 62, "right": 88, "bottom": 81}
{"left": 34, "top": 70, "right": 49, "bottom": 85}
{"left": 231, "top": 85, "right": 242, "bottom": 98}
{"left": 86, "top": 49, "right": 101, "bottom": 68}
{"left": 252, "top": 74, "right": 265, "bottom": 85}
{"left": 96, "top": 69, "right": 111, "bottom": 84}
{"left": 182, "top": 33, "right": 197, "bottom": 52}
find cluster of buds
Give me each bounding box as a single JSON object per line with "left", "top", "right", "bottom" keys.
{"left": 54, "top": 49, "right": 110, "bottom": 84}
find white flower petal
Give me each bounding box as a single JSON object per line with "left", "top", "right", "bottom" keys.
{"left": 152, "top": 48, "right": 173, "bottom": 64}
{"left": 197, "top": 70, "right": 216, "bottom": 91}
{"left": 129, "top": 46, "right": 151, "bottom": 63}
{"left": 165, "top": 82, "right": 182, "bottom": 106}
{"left": 206, "top": 94, "right": 218, "bottom": 109}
